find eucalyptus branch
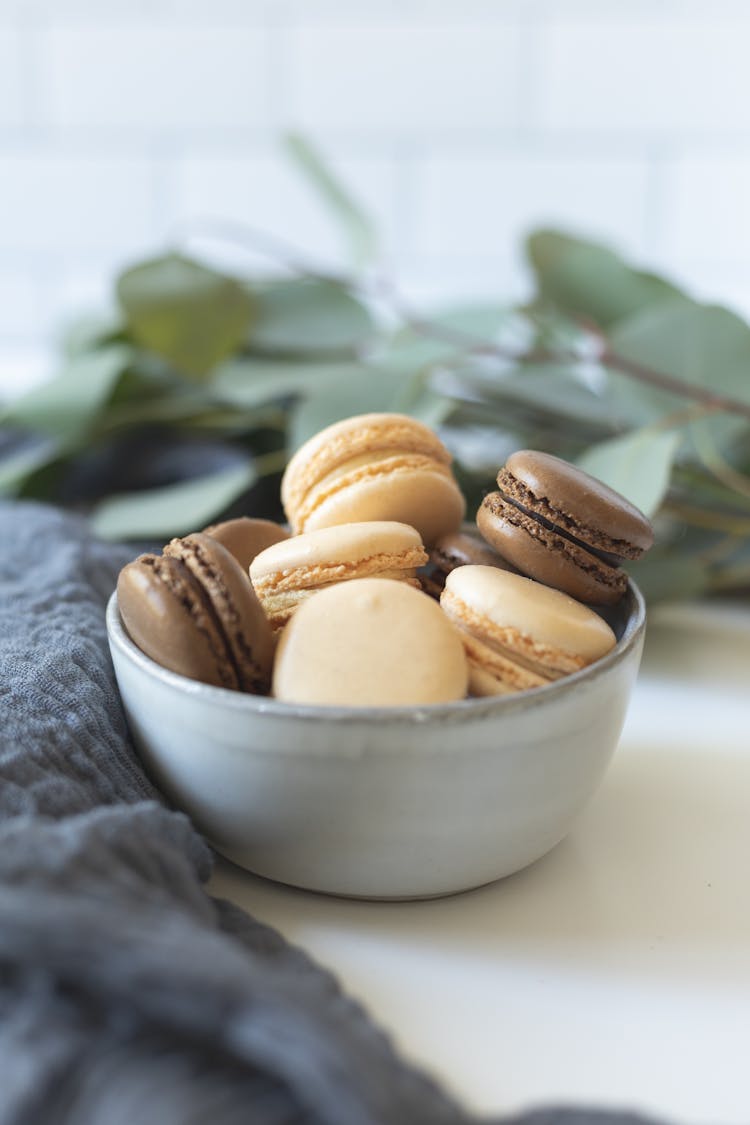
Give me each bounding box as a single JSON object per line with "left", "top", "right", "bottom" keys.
{"left": 176, "top": 218, "right": 750, "bottom": 426}
{"left": 600, "top": 349, "right": 750, "bottom": 424}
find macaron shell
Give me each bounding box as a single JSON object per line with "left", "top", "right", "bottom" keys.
{"left": 201, "top": 517, "right": 289, "bottom": 572}
{"left": 250, "top": 521, "right": 426, "bottom": 586}
{"left": 164, "top": 533, "right": 274, "bottom": 693}
{"left": 442, "top": 565, "right": 616, "bottom": 673}
{"left": 282, "top": 412, "right": 454, "bottom": 523}
{"left": 117, "top": 555, "right": 238, "bottom": 689}
{"left": 504, "top": 450, "right": 654, "bottom": 556}
{"left": 478, "top": 493, "right": 626, "bottom": 605}
{"left": 256, "top": 573, "right": 422, "bottom": 632}
{"left": 250, "top": 520, "right": 428, "bottom": 630}
{"left": 431, "top": 529, "right": 516, "bottom": 573}
{"left": 273, "top": 578, "right": 468, "bottom": 707}
{"left": 459, "top": 631, "right": 549, "bottom": 695}
{"left": 299, "top": 461, "right": 466, "bottom": 545}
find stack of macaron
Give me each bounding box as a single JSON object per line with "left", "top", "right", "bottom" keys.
{"left": 117, "top": 412, "right": 654, "bottom": 708}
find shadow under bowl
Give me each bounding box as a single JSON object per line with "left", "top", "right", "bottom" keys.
{"left": 106, "top": 582, "right": 645, "bottom": 900}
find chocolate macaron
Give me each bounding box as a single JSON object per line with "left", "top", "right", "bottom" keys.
{"left": 202, "top": 517, "right": 290, "bottom": 573}
{"left": 117, "top": 533, "right": 273, "bottom": 693}
{"left": 420, "top": 528, "right": 517, "bottom": 599}
{"left": 477, "top": 450, "right": 654, "bottom": 605}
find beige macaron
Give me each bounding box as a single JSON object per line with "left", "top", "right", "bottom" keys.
{"left": 250, "top": 521, "right": 427, "bottom": 631}
{"left": 273, "top": 577, "right": 469, "bottom": 708}
{"left": 280, "top": 412, "right": 466, "bottom": 545}
{"left": 440, "top": 565, "right": 616, "bottom": 696}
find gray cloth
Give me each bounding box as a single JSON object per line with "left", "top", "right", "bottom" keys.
{"left": 0, "top": 501, "right": 659, "bottom": 1125}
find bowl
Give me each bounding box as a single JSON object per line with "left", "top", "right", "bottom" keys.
{"left": 106, "top": 582, "right": 645, "bottom": 899}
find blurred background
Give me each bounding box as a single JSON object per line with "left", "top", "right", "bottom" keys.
{"left": 2, "top": 0, "right": 749, "bottom": 397}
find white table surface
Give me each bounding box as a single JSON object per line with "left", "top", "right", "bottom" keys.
{"left": 210, "top": 604, "right": 750, "bottom": 1125}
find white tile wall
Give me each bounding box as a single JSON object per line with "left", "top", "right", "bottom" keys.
{"left": 38, "top": 25, "right": 273, "bottom": 130}
{"left": 0, "top": 28, "right": 25, "bottom": 127}
{"left": 536, "top": 18, "right": 750, "bottom": 133}
{"left": 286, "top": 23, "right": 522, "bottom": 131}
{"left": 174, "top": 147, "right": 400, "bottom": 264}
{"left": 3, "top": 0, "right": 750, "bottom": 393}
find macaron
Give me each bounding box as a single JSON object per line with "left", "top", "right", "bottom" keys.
{"left": 250, "top": 521, "right": 428, "bottom": 631}
{"left": 420, "top": 528, "right": 517, "bottom": 599}
{"left": 440, "top": 565, "right": 616, "bottom": 696}
{"left": 117, "top": 533, "right": 274, "bottom": 693}
{"left": 273, "top": 578, "right": 469, "bottom": 708}
{"left": 477, "top": 450, "right": 654, "bottom": 605}
{"left": 201, "top": 517, "right": 289, "bottom": 573}
{"left": 281, "top": 412, "right": 466, "bottom": 545}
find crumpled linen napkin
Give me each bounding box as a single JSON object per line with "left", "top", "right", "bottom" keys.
{"left": 0, "top": 500, "right": 658, "bottom": 1125}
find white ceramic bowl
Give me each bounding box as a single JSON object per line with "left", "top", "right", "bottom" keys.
{"left": 107, "top": 582, "right": 645, "bottom": 899}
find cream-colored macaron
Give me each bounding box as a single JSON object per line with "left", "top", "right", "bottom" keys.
{"left": 280, "top": 412, "right": 466, "bottom": 545}
{"left": 250, "top": 521, "right": 428, "bottom": 631}
{"left": 440, "top": 565, "right": 616, "bottom": 696}
{"left": 273, "top": 578, "right": 469, "bottom": 707}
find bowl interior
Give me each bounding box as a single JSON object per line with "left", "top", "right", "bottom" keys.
{"left": 106, "top": 578, "right": 646, "bottom": 725}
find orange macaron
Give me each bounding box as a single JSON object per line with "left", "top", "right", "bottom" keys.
{"left": 281, "top": 412, "right": 466, "bottom": 546}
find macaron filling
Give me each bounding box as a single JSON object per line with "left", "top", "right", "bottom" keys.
{"left": 496, "top": 468, "right": 643, "bottom": 561}
{"left": 479, "top": 492, "right": 627, "bottom": 597}
{"left": 442, "top": 586, "right": 586, "bottom": 680}
{"left": 139, "top": 554, "right": 240, "bottom": 690}
{"left": 293, "top": 452, "right": 456, "bottom": 533}
{"left": 458, "top": 632, "right": 550, "bottom": 694}
{"left": 282, "top": 416, "right": 453, "bottom": 520}
{"left": 165, "top": 536, "right": 269, "bottom": 693}
{"left": 252, "top": 550, "right": 426, "bottom": 594}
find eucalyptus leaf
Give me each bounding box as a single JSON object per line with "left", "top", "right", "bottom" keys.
{"left": 0, "top": 437, "right": 61, "bottom": 497}
{"left": 247, "top": 279, "right": 373, "bottom": 357}
{"left": 440, "top": 362, "right": 627, "bottom": 434}
{"left": 283, "top": 132, "right": 378, "bottom": 268}
{"left": 118, "top": 255, "right": 256, "bottom": 380}
{"left": 61, "top": 314, "right": 126, "bottom": 358}
{"left": 388, "top": 304, "right": 526, "bottom": 370}
{"left": 212, "top": 358, "right": 359, "bottom": 409}
{"left": 608, "top": 298, "right": 750, "bottom": 452}
{"left": 289, "top": 364, "right": 406, "bottom": 449}
{"left": 1, "top": 345, "right": 131, "bottom": 442}
{"left": 628, "top": 553, "right": 710, "bottom": 603}
{"left": 527, "top": 229, "right": 683, "bottom": 329}
{"left": 578, "top": 428, "right": 680, "bottom": 516}
{"left": 90, "top": 461, "right": 258, "bottom": 541}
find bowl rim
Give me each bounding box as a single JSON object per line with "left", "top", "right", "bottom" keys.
{"left": 106, "top": 579, "right": 646, "bottom": 726}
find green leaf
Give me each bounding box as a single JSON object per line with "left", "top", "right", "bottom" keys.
{"left": 442, "top": 362, "right": 627, "bottom": 434}
{"left": 608, "top": 298, "right": 750, "bottom": 452}
{"left": 282, "top": 132, "right": 378, "bottom": 268}
{"left": 117, "top": 254, "right": 256, "bottom": 380}
{"left": 527, "top": 229, "right": 683, "bottom": 329}
{"left": 0, "top": 345, "right": 131, "bottom": 441}
{"left": 61, "top": 314, "right": 126, "bottom": 358}
{"left": 388, "top": 304, "right": 524, "bottom": 370}
{"left": 90, "top": 461, "right": 257, "bottom": 541}
{"left": 289, "top": 364, "right": 406, "bottom": 449}
{"left": 212, "top": 357, "right": 360, "bottom": 409}
{"left": 578, "top": 428, "right": 679, "bottom": 517}
{"left": 0, "top": 438, "right": 61, "bottom": 497}
{"left": 628, "top": 553, "right": 710, "bottom": 603}
{"left": 247, "top": 279, "right": 374, "bottom": 356}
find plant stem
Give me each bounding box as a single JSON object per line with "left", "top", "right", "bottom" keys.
{"left": 173, "top": 218, "right": 750, "bottom": 424}
{"left": 600, "top": 349, "right": 750, "bottom": 423}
